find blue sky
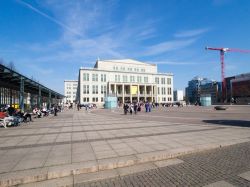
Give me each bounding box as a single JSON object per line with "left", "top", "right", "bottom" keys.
{"left": 0, "top": 0, "right": 250, "bottom": 94}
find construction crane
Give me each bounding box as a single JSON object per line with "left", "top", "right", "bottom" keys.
{"left": 205, "top": 46, "right": 250, "bottom": 102}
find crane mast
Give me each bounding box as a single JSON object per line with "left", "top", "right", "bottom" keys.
{"left": 205, "top": 46, "right": 250, "bottom": 102}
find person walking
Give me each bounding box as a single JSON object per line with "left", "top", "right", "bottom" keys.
{"left": 133, "top": 102, "right": 138, "bottom": 114}
{"left": 145, "top": 102, "right": 149, "bottom": 112}
{"left": 54, "top": 105, "right": 58, "bottom": 116}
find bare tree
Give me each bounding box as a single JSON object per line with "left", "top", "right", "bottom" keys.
{"left": 8, "top": 61, "right": 16, "bottom": 71}
{"left": 0, "top": 58, "right": 5, "bottom": 65}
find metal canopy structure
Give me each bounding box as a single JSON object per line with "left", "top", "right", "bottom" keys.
{"left": 0, "top": 64, "right": 64, "bottom": 111}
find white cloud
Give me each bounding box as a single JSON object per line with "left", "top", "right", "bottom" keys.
{"left": 151, "top": 60, "right": 198, "bottom": 65}
{"left": 144, "top": 38, "right": 197, "bottom": 56}
{"left": 17, "top": 0, "right": 83, "bottom": 37}
{"left": 174, "top": 28, "right": 210, "bottom": 38}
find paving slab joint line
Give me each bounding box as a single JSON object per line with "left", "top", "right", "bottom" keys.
{"left": 0, "top": 142, "right": 247, "bottom": 187}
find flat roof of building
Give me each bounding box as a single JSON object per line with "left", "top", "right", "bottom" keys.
{"left": 0, "top": 64, "right": 64, "bottom": 98}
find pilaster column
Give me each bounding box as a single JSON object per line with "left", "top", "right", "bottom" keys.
{"left": 130, "top": 84, "right": 132, "bottom": 103}
{"left": 114, "top": 84, "right": 117, "bottom": 96}
{"left": 122, "top": 84, "right": 124, "bottom": 103}
{"left": 151, "top": 85, "right": 153, "bottom": 102}
{"left": 137, "top": 84, "right": 139, "bottom": 102}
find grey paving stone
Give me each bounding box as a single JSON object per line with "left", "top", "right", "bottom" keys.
{"left": 238, "top": 171, "right": 250, "bottom": 181}
{"left": 17, "top": 176, "right": 73, "bottom": 187}
{"left": 74, "top": 170, "right": 119, "bottom": 186}
{"left": 203, "top": 180, "right": 235, "bottom": 187}
{"left": 154, "top": 158, "right": 184, "bottom": 167}
{"left": 0, "top": 167, "right": 48, "bottom": 187}
{"left": 117, "top": 163, "right": 157, "bottom": 176}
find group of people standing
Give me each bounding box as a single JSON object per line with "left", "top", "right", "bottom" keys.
{"left": 123, "top": 101, "right": 152, "bottom": 115}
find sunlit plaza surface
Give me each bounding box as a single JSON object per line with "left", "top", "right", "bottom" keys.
{"left": 0, "top": 105, "right": 250, "bottom": 186}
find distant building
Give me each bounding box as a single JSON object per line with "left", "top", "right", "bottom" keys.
{"left": 185, "top": 76, "right": 206, "bottom": 104}
{"left": 231, "top": 73, "right": 250, "bottom": 104}
{"left": 174, "top": 90, "right": 184, "bottom": 101}
{"left": 64, "top": 80, "right": 78, "bottom": 103}
{"left": 77, "top": 59, "right": 174, "bottom": 106}
{"left": 200, "top": 80, "right": 222, "bottom": 104}
{"left": 225, "top": 76, "right": 235, "bottom": 102}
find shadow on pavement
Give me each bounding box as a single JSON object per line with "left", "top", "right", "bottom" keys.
{"left": 203, "top": 120, "right": 250, "bottom": 127}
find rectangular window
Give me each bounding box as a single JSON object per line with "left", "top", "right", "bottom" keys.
{"left": 92, "top": 74, "right": 98, "bottom": 81}
{"left": 130, "top": 76, "right": 134, "bottom": 82}
{"left": 115, "top": 75, "right": 120, "bottom": 82}
{"left": 101, "top": 97, "right": 104, "bottom": 102}
{"left": 167, "top": 87, "right": 172, "bottom": 95}
{"left": 83, "top": 85, "right": 89, "bottom": 94}
{"left": 144, "top": 77, "right": 148, "bottom": 83}
{"left": 161, "top": 78, "right": 165, "bottom": 84}
{"left": 104, "top": 85, "right": 106, "bottom": 94}
{"left": 123, "top": 75, "right": 127, "bottom": 82}
{"left": 161, "top": 87, "right": 166, "bottom": 95}
{"left": 158, "top": 87, "right": 160, "bottom": 95}
{"left": 101, "top": 74, "right": 106, "bottom": 82}
{"left": 83, "top": 73, "right": 89, "bottom": 81}
{"left": 137, "top": 76, "right": 142, "bottom": 83}
{"left": 101, "top": 85, "right": 106, "bottom": 94}
{"left": 155, "top": 77, "right": 159, "bottom": 84}
{"left": 92, "top": 85, "right": 98, "bottom": 94}
{"left": 167, "top": 78, "right": 171, "bottom": 85}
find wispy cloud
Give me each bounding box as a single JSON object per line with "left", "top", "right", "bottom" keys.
{"left": 17, "top": 0, "right": 83, "bottom": 37}
{"left": 152, "top": 60, "right": 198, "bottom": 65}
{"left": 174, "top": 28, "right": 210, "bottom": 38}
{"left": 144, "top": 38, "right": 197, "bottom": 56}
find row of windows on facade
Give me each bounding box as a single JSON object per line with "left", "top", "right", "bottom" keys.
{"left": 83, "top": 73, "right": 171, "bottom": 84}
{"left": 66, "top": 92, "right": 76, "bottom": 94}
{"left": 82, "top": 85, "right": 107, "bottom": 94}
{"left": 82, "top": 85, "right": 171, "bottom": 95}
{"left": 113, "top": 66, "right": 145, "bottom": 73}
{"left": 83, "top": 97, "right": 103, "bottom": 102}
{"left": 66, "top": 87, "right": 77, "bottom": 90}
{"left": 66, "top": 95, "right": 76, "bottom": 98}
{"left": 83, "top": 73, "right": 106, "bottom": 82}
{"left": 82, "top": 97, "right": 172, "bottom": 103}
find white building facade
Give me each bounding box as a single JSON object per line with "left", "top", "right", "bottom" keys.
{"left": 64, "top": 80, "right": 78, "bottom": 103}
{"left": 174, "top": 90, "right": 184, "bottom": 101}
{"left": 77, "top": 59, "right": 173, "bottom": 106}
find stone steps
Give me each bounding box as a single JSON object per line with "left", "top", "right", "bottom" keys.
{"left": 0, "top": 143, "right": 233, "bottom": 187}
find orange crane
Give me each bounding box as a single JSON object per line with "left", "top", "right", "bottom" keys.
{"left": 205, "top": 46, "right": 250, "bottom": 102}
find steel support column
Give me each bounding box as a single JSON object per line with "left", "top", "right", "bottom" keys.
{"left": 48, "top": 91, "right": 51, "bottom": 109}
{"left": 38, "top": 86, "right": 41, "bottom": 108}
{"left": 19, "top": 77, "right": 24, "bottom": 111}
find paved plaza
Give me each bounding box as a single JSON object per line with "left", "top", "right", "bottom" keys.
{"left": 0, "top": 106, "right": 250, "bottom": 186}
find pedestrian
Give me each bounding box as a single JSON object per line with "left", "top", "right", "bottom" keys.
{"left": 54, "top": 105, "right": 58, "bottom": 116}
{"left": 77, "top": 103, "right": 80, "bottom": 111}
{"left": 145, "top": 102, "right": 149, "bottom": 112}
{"left": 123, "top": 103, "right": 128, "bottom": 115}
{"left": 133, "top": 102, "right": 138, "bottom": 114}
{"left": 130, "top": 103, "right": 133, "bottom": 115}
